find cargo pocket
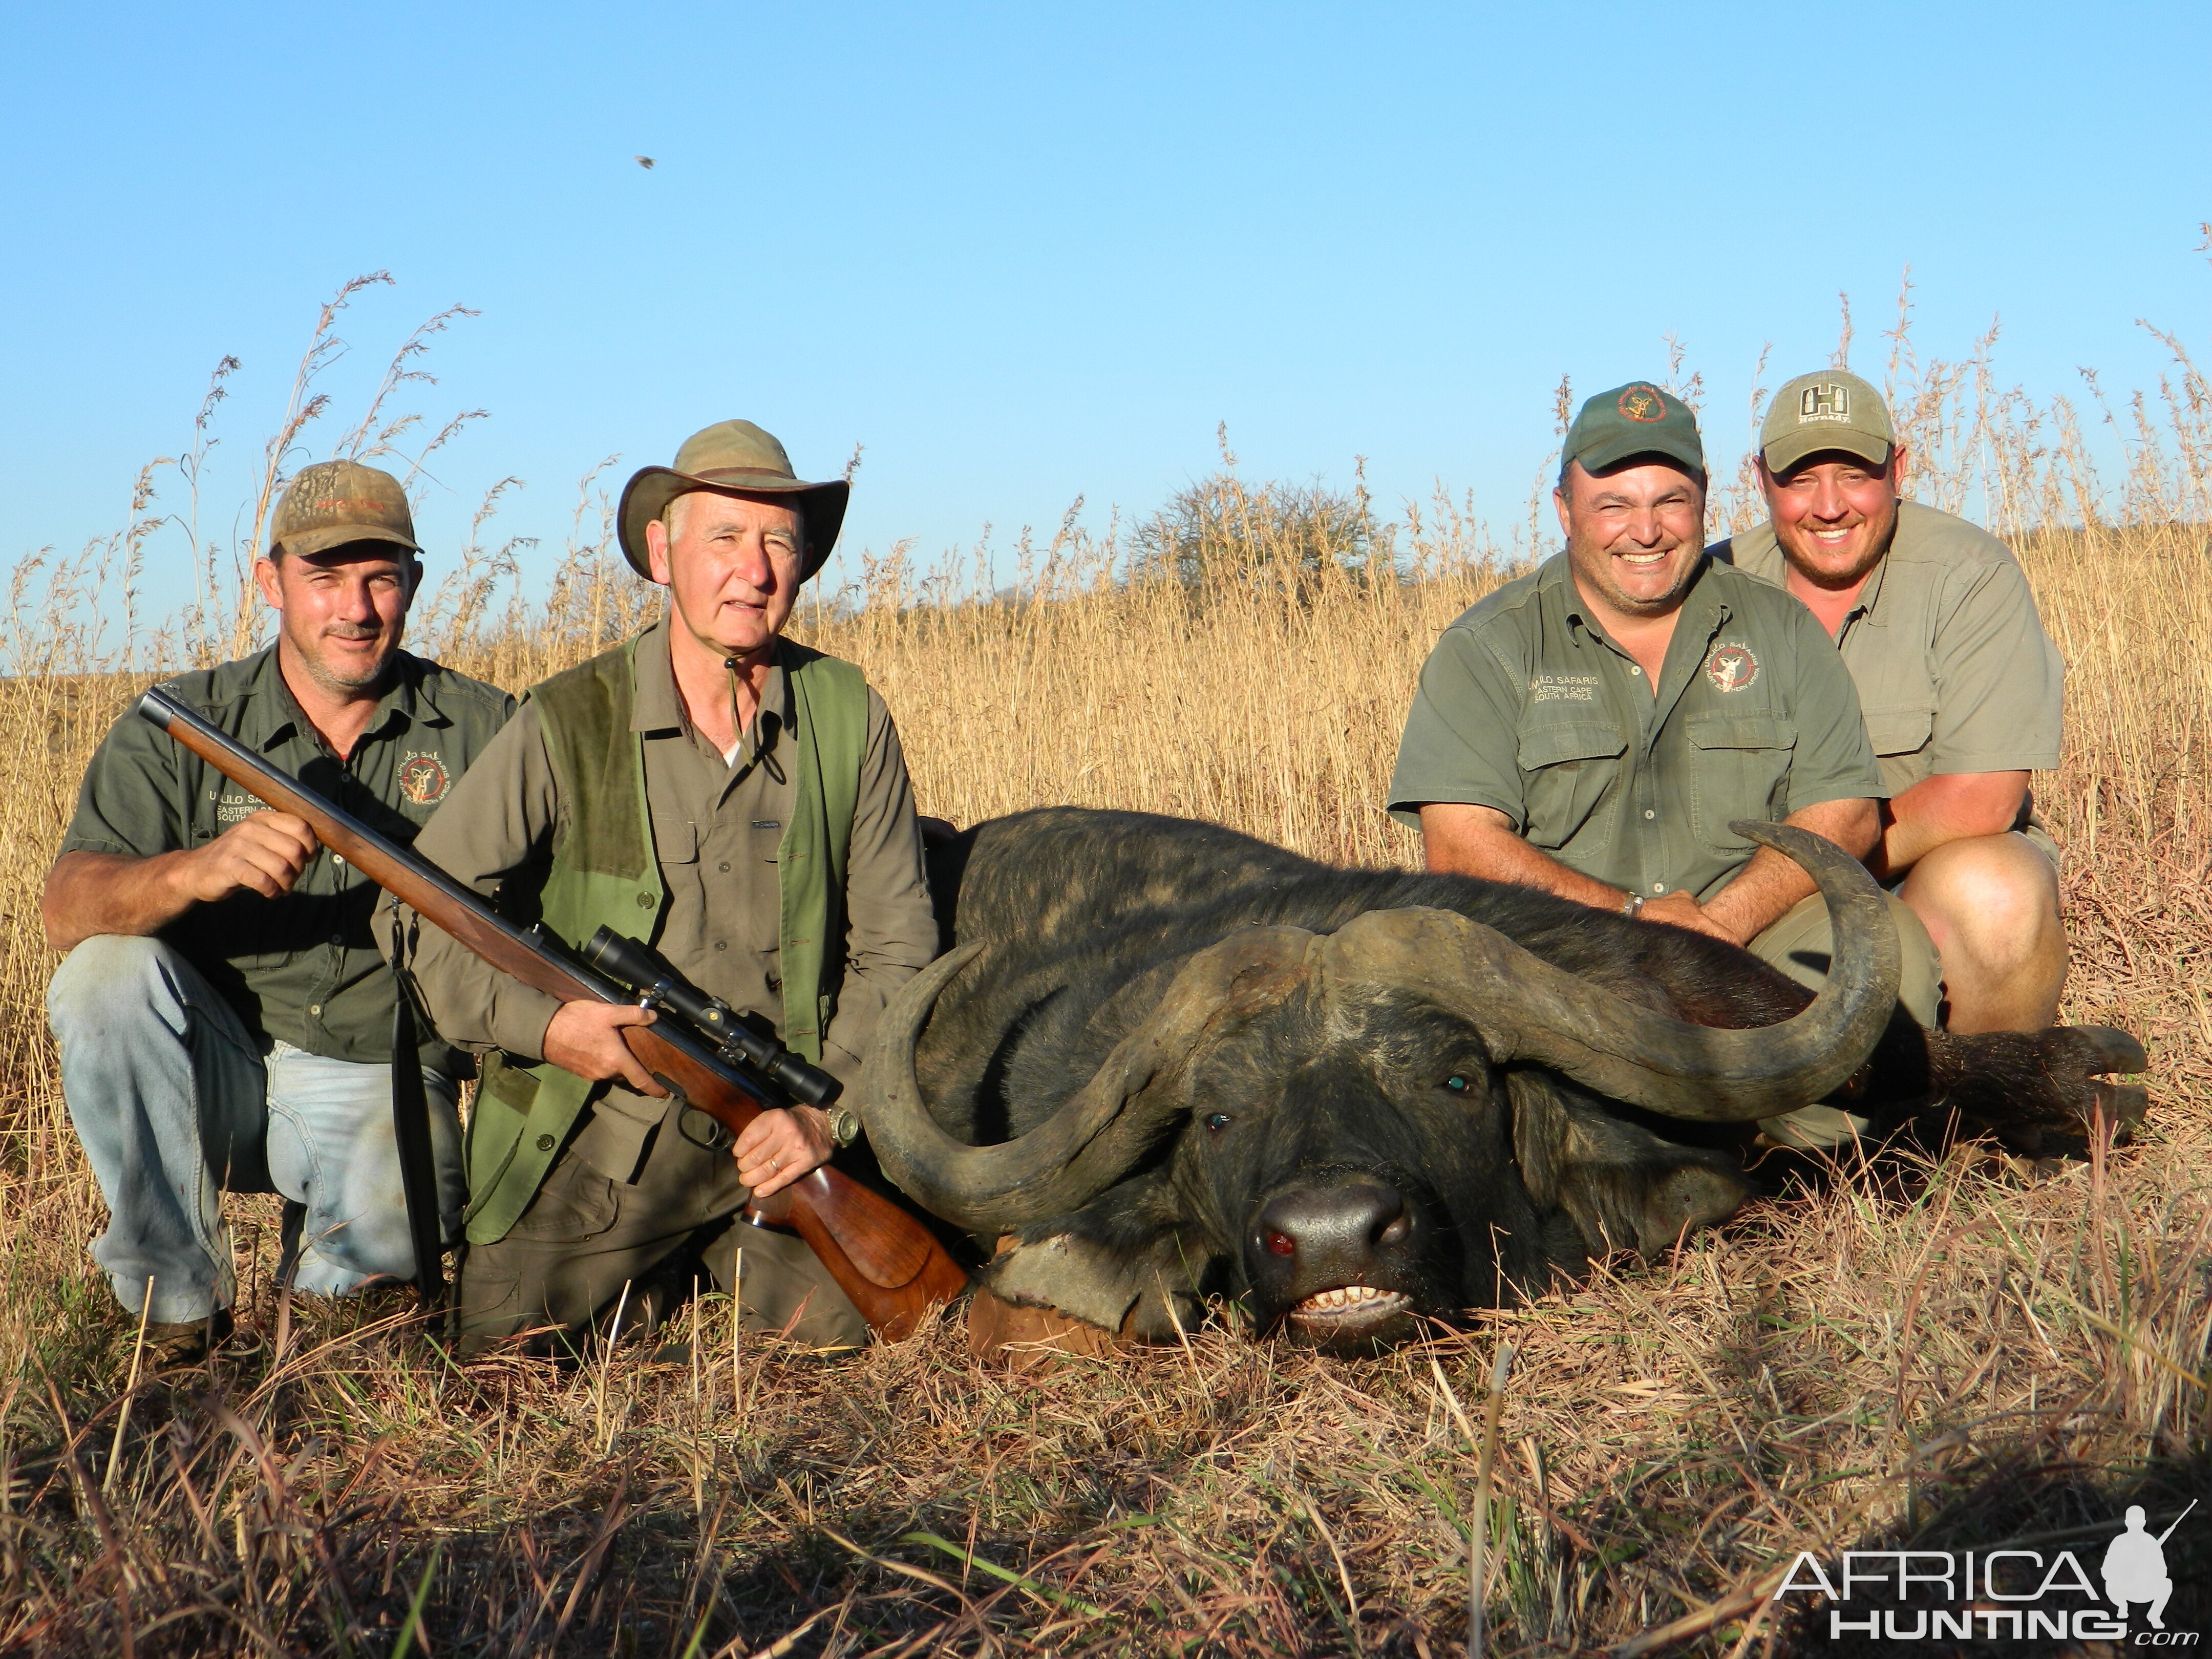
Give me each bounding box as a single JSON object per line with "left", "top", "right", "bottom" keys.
{"left": 1687, "top": 712, "right": 1797, "bottom": 853}
{"left": 1518, "top": 720, "right": 1628, "bottom": 850}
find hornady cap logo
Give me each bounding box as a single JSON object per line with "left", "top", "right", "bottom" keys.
{"left": 398, "top": 751, "right": 450, "bottom": 806}
{"left": 1617, "top": 384, "right": 1667, "bottom": 422}
{"left": 1798, "top": 381, "right": 1853, "bottom": 423}
{"left": 1772, "top": 1500, "right": 2196, "bottom": 1643}
{"left": 1705, "top": 643, "right": 1759, "bottom": 693}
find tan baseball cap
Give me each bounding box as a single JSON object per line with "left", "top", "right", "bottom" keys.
{"left": 269, "top": 459, "right": 421, "bottom": 559}
{"left": 1761, "top": 370, "right": 1894, "bottom": 474}
{"left": 617, "top": 420, "right": 849, "bottom": 582}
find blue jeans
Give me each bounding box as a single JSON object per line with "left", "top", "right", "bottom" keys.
{"left": 47, "top": 935, "right": 463, "bottom": 1323}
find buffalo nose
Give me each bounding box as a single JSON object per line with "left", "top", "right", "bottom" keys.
{"left": 1254, "top": 1183, "right": 1410, "bottom": 1265}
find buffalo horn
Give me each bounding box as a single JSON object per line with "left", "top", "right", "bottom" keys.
{"left": 1322, "top": 821, "right": 1900, "bottom": 1120}
{"left": 861, "top": 927, "right": 1315, "bottom": 1231}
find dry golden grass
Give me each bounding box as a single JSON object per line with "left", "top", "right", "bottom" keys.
{"left": 0, "top": 292, "right": 2207, "bottom": 1655}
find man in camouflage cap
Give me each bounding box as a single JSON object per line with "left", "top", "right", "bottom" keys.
{"left": 1388, "top": 382, "right": 1941, "bottom": 1147}
{"left": 397, "top": 420, "right": 935, "bottom": 1357}
{"left": 1712, "top": 370, "right": 2067, "bottom": 1032}
{"left": 44, "top": 459, "right": 515, "bottom": 1366}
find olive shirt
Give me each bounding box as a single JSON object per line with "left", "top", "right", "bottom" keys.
{"left": 395, "top": 616, "right": 937, "bottom": 1180}
{"left": 1387, "top": 552, "right": 1883, "bottom": 904}
{"left": 56, "top": 647, "right": 517, "bottom": 1070}
{"left": 1712, "top": 500, "right": 2064, "bottom": 809}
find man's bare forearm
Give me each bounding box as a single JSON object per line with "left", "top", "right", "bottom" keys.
{"left": 42, "top": 849, "right": 197, "bottom": 952}
{"left": 1702, "top": 797, "right": 1879, "bottom": 944}
{"left": 1418, "top": 803, "right": 1627, "bottom": 908}
{"left": 1874, "top": 771, "right": 2030, "bottom": 879}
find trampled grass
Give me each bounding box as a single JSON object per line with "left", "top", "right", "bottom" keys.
{"left": 0, "top": 287, "right": 2207, "bottom": 1655}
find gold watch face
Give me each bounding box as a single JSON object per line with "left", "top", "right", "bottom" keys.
{"left": 830, "top": 1107, "right": 861, "bottom": 1148}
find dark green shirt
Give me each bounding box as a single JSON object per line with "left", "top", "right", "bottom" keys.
{"left": 58, "top": 647, "right": 515, "bottom": 1067}
{"left": 1387, "top": 552, "right": 1883, "bottom": 903}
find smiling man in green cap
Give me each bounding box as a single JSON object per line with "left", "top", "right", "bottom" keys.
{"left": 1710, "top": 370, "right": 2067, "bottom": 1034}
{"left": 1388, "top": 382, "right": 1942, "bottom": 1147}
{"left": 394, "top": 420, "right": 938, "bottom": 1356}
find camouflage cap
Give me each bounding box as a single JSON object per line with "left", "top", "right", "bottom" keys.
{"left": 617, "top": 420, "right": 850, "bottom": 582}
{"left": 1561, "top": 382, "right": 1706, "bottom": 484}
{"left": 1760, "top": 369, "right": 1894, "bottom": 474}
{"left": 269, "top": 459, "right": 420, "bottom": 559}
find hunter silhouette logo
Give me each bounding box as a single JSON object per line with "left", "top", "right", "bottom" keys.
{"left": 1704, "top": 643, "right": 1759, "bottom": 693}
{"left": 2106, "top": 1501, "right": 2192, "bottom": 1629}
{"left": 1773, "top": 1499, "right": 2199, "bottom": 1643}
{"left": 1799, "top": 381, "right": 1852, "bottom": 423}
{"left": 1617, "top": 384, "right": 1667, "bottom": 423}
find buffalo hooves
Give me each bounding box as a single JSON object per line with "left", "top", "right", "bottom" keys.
{"left": 2093, "top": 1081, "right": 2150, "bottom": 1133}
{"left": 966, "top": 1287, "right": 1119, "bottom": 1371}
{"left": 2079, "top": 1027, "right": 2147, "bottom": 1075}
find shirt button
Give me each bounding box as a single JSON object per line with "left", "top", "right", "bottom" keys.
{"left": 1652, "top": 884, "right": 1666, "bottom": 895}
{"left": 718, "top": 862, "right": 731, "bottom": 873}
{"left": 309, "top": 1004, "right": 322, "bottom": 1017}
{"left": 1643, "top": 810, "right": 1656, "bottom": 820}
{"left": 636, "top": 892, "right": 654, "bottom": 908}
{"left": 714, "top": 941, "right": 727, "bottom": 952}
{"left": 329, "top": 933, "right": 344, "bottom": 946}
{"left": 536, "top": 1134, "right": 556, "bottom": 1152}
{"left": 1630, "top": 666, "right": 1643, "bottom": 676}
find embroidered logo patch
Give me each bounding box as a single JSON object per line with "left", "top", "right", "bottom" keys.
{"left": 1798, "top": 381, "right": 1852, "bottom": 423}
{"left": 398, "top": 752, "right": 451, "bottom": 806}
{"left": 1617, "top": 384, "right": 1667, "bottom": 423}
{"left": 1704, "top": 643, "right": 1760, "bottom": 693}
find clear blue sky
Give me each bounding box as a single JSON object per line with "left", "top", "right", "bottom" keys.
{"left": 3, "top": 2, "right": 2206, "bottom": 613}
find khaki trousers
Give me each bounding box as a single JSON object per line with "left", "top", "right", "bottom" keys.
{"left": 1747, "top": 888, "right": 1944, "bottom": 1150}
{"left": 456, "top": 1094, "right": 865, "bottom": 1356}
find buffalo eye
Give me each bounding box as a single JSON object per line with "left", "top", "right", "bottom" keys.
{"left": 1203, "top": 1112, "right": 1233, "bottom": 1133}
{"left": 1442, "top": 1075, "right": 1472, "bottom": 1093}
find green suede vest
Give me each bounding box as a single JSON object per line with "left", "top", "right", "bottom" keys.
{"left": 462, "top": 632, "right": 868, "bottom": 1245}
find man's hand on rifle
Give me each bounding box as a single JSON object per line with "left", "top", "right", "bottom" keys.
{"left": 736, "top": 1106, "right": 833, "bottom": 1200}
{"left": 543, "top": 1001, "right": 668, "bottom": 1096}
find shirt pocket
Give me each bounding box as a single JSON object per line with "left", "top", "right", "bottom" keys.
{"left": 1687, "top": 712, "right": 1798, "bottom": 853}
{"left": 1517, "top": 720, "right": 1628, "bottom": 850}
{"left": 1862, "top": 704, "right": 1934, "bottom": 761}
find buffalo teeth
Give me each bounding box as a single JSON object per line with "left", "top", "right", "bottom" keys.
{"left": 1292, "top": 1286, "right": 1409, "bottom": 1317}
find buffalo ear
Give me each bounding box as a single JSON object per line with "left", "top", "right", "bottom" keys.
{"left": 977, "top": 1173, "right": 1210, "bottom": 1343}
{"left": 1509, "top": 1073, "right": 1756, "bottom": 1258}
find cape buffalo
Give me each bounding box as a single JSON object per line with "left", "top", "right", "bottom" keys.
{"left": 861, "top": 809, "right": 2144, "bottom": 1352}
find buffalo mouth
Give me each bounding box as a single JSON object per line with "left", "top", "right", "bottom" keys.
{"left": 1282, "top": 1283, "right": 1417, "bottom": 1346}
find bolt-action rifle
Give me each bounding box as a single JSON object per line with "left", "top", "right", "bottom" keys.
{"left": 137, "top": 686, "right": 968, "bottom": 1341}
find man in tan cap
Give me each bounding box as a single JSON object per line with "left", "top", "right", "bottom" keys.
{"left": 1712, "top": 370, "right": 2068, "bottom": 1032}
{"left": 396, "top": 420, "right": 937, "bottom": 1357}
{"left": 43, "top": 459, "right": 516, "bottom": 1367}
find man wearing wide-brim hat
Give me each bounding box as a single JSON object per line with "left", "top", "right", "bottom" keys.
{"left": 395, "top": 420, "right": 937, "bottom": 1356}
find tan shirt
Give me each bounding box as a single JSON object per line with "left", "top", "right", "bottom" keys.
{"left": 1714, "top": 500, "right": 2064, "bottom": 801}
{"left": 394, "top": 619, "right": 935, "bottom": 1159}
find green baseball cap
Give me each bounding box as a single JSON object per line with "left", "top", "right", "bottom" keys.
{"left": 1560, "top": 382, "right": 1706, "bottom": 483}
{"left": 1760, "top": 369, "right": 1894, "bottom": 473}
{"left": 617, "top": 420, "right": 850, "bottom": 582}
{"left": 269, "top": 459, "right": 421, "bottom": 559}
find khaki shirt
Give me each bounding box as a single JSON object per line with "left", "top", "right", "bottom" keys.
{"left": 58, "top": 647, "right": 516, "bottom": 1068}
{"left": 1714, "top": 500, "right": 2064, "bottom": 803}
{"left": 1387, "top": 552, "right": 1882, "bottom": 903}
{"left": 397, "top": 618, "right": 935, "bottom": 1165}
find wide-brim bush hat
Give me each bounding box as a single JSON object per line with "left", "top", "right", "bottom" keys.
{"left": 617, "top": 419, "right": 849, "bottom": 582}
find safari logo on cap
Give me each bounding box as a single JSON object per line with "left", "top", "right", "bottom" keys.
{"left": 1617, "top": 384, "right": 1667, "bottom": 423}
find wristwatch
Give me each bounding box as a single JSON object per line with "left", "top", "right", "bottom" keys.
{"left": 826, "top": 1104, "right": 863, "bottom": 1150}
{"left": 1620, "top": 892, "right": 1645, "bottom": 919}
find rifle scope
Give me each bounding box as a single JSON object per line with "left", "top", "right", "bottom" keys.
{"left": 582, "top": 927, "right": 841, "bottom": 1108}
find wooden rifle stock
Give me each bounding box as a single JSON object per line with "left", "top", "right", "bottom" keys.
{"left": 137, "top": 687, "right": 967, "bottom": 1341}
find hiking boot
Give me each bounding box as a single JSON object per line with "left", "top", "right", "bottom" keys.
{"left": 141, "top": 1307, "right": 234, "bottom": 1372}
